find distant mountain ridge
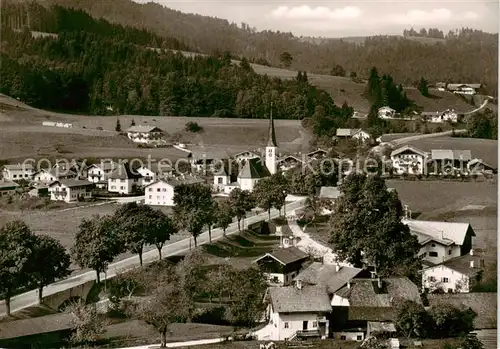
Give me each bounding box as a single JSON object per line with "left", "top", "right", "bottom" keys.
{"left": 2, "top": 0, "right": 498, "bottom": 93}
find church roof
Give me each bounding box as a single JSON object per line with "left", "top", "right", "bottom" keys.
{"left": 267, "top": 108, "right": 278, "bottom": 147}
{"left": 238, "top": 158, "right": 271, "bottom": 179}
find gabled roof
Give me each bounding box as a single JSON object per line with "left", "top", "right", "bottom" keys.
{"left": 277, "top": 155, "right": 304, "bottom": 164}
{"left": 108, "top": 163, "right": 141, "bottom": 180}
{"left": 144, "top": 175, "right": 204, "bottom": 188}
{"left": 2, "top": 163, "right": 34, "bottom": 170}
{"left": 468, "top": 158, "right": 496, "bottom": 171}
{"left": 48, "top": 179, "right": 93, "bottom": 188}
{"left": 232, "top": 150, "right": 260, "bottom": 159}
{"left": 431, "top": 149, "right": 472, "bottom": 161}
{"left": 427, "top": 293, "right": 496, "bottom": 329}
{"left": 268, "top": 285, "right": 332, "bottom": 313}
{"left": 188, "top": 146, "right": 232, "bottom": 161}
{"left": 87, "top": 161, "right": 121, "bottom": 172}
{"left": 390, "top": 145, "right": 428, "bottom": 157}
{"left": 402, "top": 219, "right": 475, "bottom": 246}
{"left": 336, "top": 128, "right": 360, "bottom": 137}
{"left": 378, "top": 106, "right": 395, "bottom": 112}
{"left": 127, "top": 125, "right": 163, "bottom": 133}
{"left": 425, "top": 253, "right": 483, "bottom": 276}
{"left": 137, "top": 162, "right": 174, "bottom": 174}
{"left": 238, "top": 158, "right": 271, "bottom": 179}
{"left": 0, "top": 312, "right": 76, "bottom": 340}
{"left": 319, "top": 186, "right": 341, "bottom": 200}
{"left": 294, "top": 262, "right": 363, "bottom": 294}
{"left": 306, "top": 149, "right": 328, "bottom": 158}
{"left": 254, "top": 246, "right": 309, "bottom": 266}
{"left": 447, "top": 83, "right": 481, "bottom": 90}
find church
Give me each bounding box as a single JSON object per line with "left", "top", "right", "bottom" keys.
{"left": 213, "top": 112, "right": 280, "bottom": 194}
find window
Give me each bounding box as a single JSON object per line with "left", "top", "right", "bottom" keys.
{"left": 448, "top": 249, "right": 452, "bottom": 255}
{"left": 447, "top": 288, "right": 453, "bottom": 293}
{"left": 284, "top": 322, "right": 289, "bottom": 329}
{"left": 431, "top": 243, "right": 436, "bottom": 247}
{"left": 13, "top": 174, "right": 17, "bottom": 178}
{"left": 149, "top": 195, "right": 152, "bottom": 199}
{"left": 312, "top": 321, "right": 317, "bottom": 328}
{"left": 340, "top": 336, "right": 346, "bottom": 340}
{"left": 429, "top": 252, "right": 438, "bottom": 257}
{"left": 428, "top": 276, "right": 436, "bottom": 282}
{"left": 157, "top": 188, "right": 161, "bottom": 192}
{"left": 149, "top": 188, "right": 153, "bottom": 192}
{"left": 421, "top": 252, "right": 427, "bottom": 257}
{"left": 357, "top": 336, "right": 363, "bottom": 341}
{"left": 218, "top": 177, "right": 223, "bottom": 184}
{"left": 157, "top": 196, "right": 160, "bottom": 200}
{"left": 121, "top": 179, "right": 125, "bottom": 183}
{"left": 111, "top": 186, "right": 116, "bottom": 189}
{"left": 442, "top": 277, "right": 449, "bottom": 283}
{"left": 162, "top": 188, "right": 166, "bottom": 192}
{"left": 120, "top": 186, "right": 124, "bottom": 190}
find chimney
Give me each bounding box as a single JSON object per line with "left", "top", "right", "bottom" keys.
{"left": 470, "top": 260, "right": 475, "bottom": 268}
{"left": 377, "top": 277, "right": 382, "bottom": 289}
{"left": 469, "top": 249, "right": 474, "bottom": 256}
{"left": 335, "top": 263, "right": 341, "bottom": 272}
{"left": 347, "top": 281, "right": 351, "bottom": 289}
{"left": 296, "top": 279, "right": 302, "bottom": 290}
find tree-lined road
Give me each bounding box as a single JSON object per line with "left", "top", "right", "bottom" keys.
{"left": 0, "top": 199, "right": 306, "bottom": 317}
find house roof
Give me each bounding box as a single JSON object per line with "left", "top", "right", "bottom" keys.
{"left": 306, "top": 149, "right": 328, "bottom": 158}
{"left": 319, "top": 186, "right": 342, "bottom": 200}
{"left": 336, "top": 128, "right": 360, "bottom": 137}
{"left": 108, "top": 163, "right": 141, "bottom": 180}
{"left": 268, "top": 285, "right": 332, "bottom": 313}
{"left": 48, "top": 179, "right": 93, "bottom": 188}
{"left": 127, "top": 125, "right": 162, "bottom": 133}
{"left": 144, "top": 175, "right": 204, "bottom": 188}
{"left": 188, "top": 146, "right": 232, "bottom": 161}
{"left": 294, "top": 262, "right": 363, "bottom": 294}
{"left": 425, "top": 254, "right": 484, "bottom": 276}
{"left": 402, "top": 219, "right": 475, "bottom": 246}
{"left": 431, "top": 150, "right": 472, "bottom": 161}
{"left": 238, "top": 158, "right": 271, "bottom": 179}
{"left": 378, "top": 106, "right": 395, "bottom": 112}
{"left": 447, "top": 83, "right": 481, "bottom": 90}
{"left": 427, "top": 293, "right": 497, "bottom": 329}
{"left": 336, "top": 277, "right": 421, "bottom": 308}
{"left": 390, "top": 145, "right": 428, "bottom": 157}
{"left": 0, "top": 312, "right": 76, "bottom": 340}
{"left": 468, "top": 158, "right": 496, "bottom": 170}
{"left": 88, "top": 161, "right": 121, "bottom": 172}
{"left": 254, "top": 246, "right": 309, "bottom": 266}
{"left": 0, "top": 179, "right": 19, "bottom": 190}
{"left": 138, "top": 163, "right": 174, "bottom": 174}
{"left": 232, "top": 150, "right": 260, "bottom": 159}
{"left": 367, "top": 321, "right": 397, "bottom": 334}
{"left": 3, "top": 163, "right": 34, "bottom": 170}
{"left": 277, "top": 155, "right": 304, "bottom": 164}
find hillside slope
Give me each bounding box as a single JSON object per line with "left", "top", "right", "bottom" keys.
{"left": 4, "top": 0, "right": 498, "bottom": 93}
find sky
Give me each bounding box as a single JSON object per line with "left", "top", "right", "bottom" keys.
{"left": 133, "top": 0, "right": 499, "bottom": 37}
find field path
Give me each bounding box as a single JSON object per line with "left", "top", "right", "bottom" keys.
{"left": 389, "top": 129, "right": 467, "bottom": 147}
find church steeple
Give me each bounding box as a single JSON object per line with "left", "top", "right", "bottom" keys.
{"left": 267, "top": 103, "right": 278, "bottom": 147}
{"left": 265, "top": 103, "right": 278, "bottom": 175}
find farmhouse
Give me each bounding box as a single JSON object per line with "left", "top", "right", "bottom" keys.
{"left": 421, "top": 109, "right": 458, "bottom": 123}
{"left": 126, "top": 125, "right": 163, "bottom": 144}
{"left": 378, "top": 106, "right": 396, "bottom": 119}
{"left": 2, "top": 163, "right": 34, "bottom": 181}
{"left": 87, "top": 161, "right": 120, "bottom": 187}
{"left": 144, "top": 175, "right": 204, "bottom": 206}
{"left": 137, "top": 162, "right": 174, "bottom": 186}
{"left": 390, "top": 145, "right": 428, "bottom": 175}
{"left": 336, "top": 129, "right": 371, "bottom": 143}
{"left": 254, "top": 247, "right": 310, "bottom": 286}
{"left": 188, "top": 148, "right": 230, "bottom": 173}
{"left": 446, "top": 83, "right": 482, "bottom": 95}
{"left": 428, "top": 149, "right": 472, "bottom": 174}
{"left": 467, "top": 159, "right": 496, "bottom": 174}
{"left": 277, "top": 155, "right": 304, "bottom": 172}
{"left": 232, "top": 150, "right": 260, "bottom": 163}
{"left": 264, "top": 283, "right": 331, "bottom": 341}
{"left": 422, "top": 250, "right": 484, "bottom": 293}
{"left": 306, "top": 149, "right": 329, "bottom": 160}
{"left": 402, "top": 219, "right": 475, "bottom": 265}
{"left": 48, "top": 179, "right": 94, "bottom": 203}
{"left": 0, "top": 179, "right": 19, "bottom": 196}
{"left": 331, "top": 277, "right": 421, "bottom": 340}
{"left": 33, "top": 168, "right": 77, "bottom": 184}
{"left": 107, "top": 162, "right": 142, "bottom": 195}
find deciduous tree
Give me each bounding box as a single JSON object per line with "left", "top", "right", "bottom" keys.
{"left": 68, "top": 300, "right": 106, "bottom": 345}
{"left": 71, "top": 215, "right": 120, "bottom": 284}
{"left": 145, "top": 210, "right": 177, "bottom": 260}
{"left": 395, "top": 300, "right": 432, "bottom": 338}
{"left": 229, "top": 188, "right": 254, "bottom": 231}
{"left": 215, "top": 200, "right": 233, "bottom": 236}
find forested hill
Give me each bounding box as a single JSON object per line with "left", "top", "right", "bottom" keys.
{"left": 5, "top": 0, "right": 498, "bottom": 94}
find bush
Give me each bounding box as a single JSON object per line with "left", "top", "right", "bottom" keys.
{"left": 429, "top": 303, "right": 475, "bottom": 338}
{"left": 185, "top": 121, "right": 203, "bottom": 132}
{"left": 192, "top": 306, "right": 231, "bottom": 325}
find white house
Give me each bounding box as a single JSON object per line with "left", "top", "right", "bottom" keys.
{"left": 126, "top": 125, "right": 163, "bottom": 144}
{"left": 277, "top": 155, "right": 304, "bottom": 172}
{"left": 421, "top": 109, "right": 458, "bottom": 123}
{"left": 107, "top": 163, "right": 142, "bottom": 195}
{"left": 144, "top": 175, "right": 204, "bottom": 206}
{"left": 378, "top": 106, "right": 396, "bottom": 119}
{"left": 336, "top": 129, "right": 371, "bottom": 143}
{"left": 232, "top": 150, "right": 260, "bottom": 163}
{"left": 390, "top": 145, "right": 428, "bottom": 175}
{"left": 402, "top": 219, "right": 476, "bottom": 265}
{"left": 422, "top": 250, "right": 484, "bottom": 293}
{"left": 253, "top": 247, "right": 310, "bottom": 286}
{"left": 447, "top": 84, "right": 481, "bottom": 95}
{"left": 2, "top": 163, "right": 34, "bottom": 181}
{"left": 263, "top": 283, "right": 331, "bottom": 341}
{"left": 137, "top": 162, "right": 174, "bottom": 186}
{"left": 48, "top": 179, "right": 94, "bottom": 203}
{"left": 87, "top": 161, "right": 120, "bottom": 186}
{"left": 237, "top": 157, "right": 272, "bottom": 192}
{"left": 306, "top": 149, "right": 328, "bottom": 161}
{"left": 33, "top": 168, "right": 77, "bottom": 185}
